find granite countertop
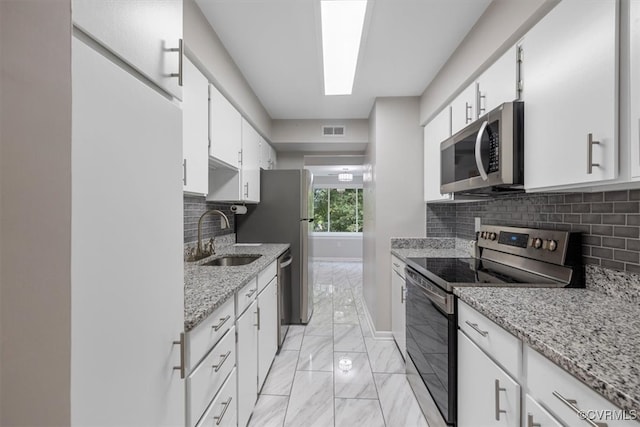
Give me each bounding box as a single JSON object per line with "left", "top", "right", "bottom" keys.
{"left": 184, "top": 243, "right": 289, "bottom": 332}
{"left": 455, "top": 287, "right": 640, "bottom": 413}
{"left": 390, "top": 237, "right": 474, "bottom": 261}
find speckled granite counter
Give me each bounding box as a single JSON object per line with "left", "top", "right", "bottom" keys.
{"left": 455, "top": 287, "right": 640, "bottom": 413}
{"left": 184, "top": 243, "right": 289, "bottom": 332}
{"left": 390, "top": 237, "right": 474, "bottom": 260}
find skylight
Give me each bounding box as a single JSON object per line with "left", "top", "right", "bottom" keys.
{"left": 320, "top": 0, "right": 367, "bottom": 96}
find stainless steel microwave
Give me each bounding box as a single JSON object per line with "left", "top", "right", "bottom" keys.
{"left": 440, "top": 101, "right": 524, "bottom": 194}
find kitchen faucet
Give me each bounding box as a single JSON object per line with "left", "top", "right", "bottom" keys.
{"left": 196, "top": 209, "right": 230, "bottom": 258}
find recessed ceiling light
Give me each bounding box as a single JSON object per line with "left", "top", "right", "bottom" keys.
{"left": 320, "top": 0, "right": 367, "bottom": 96}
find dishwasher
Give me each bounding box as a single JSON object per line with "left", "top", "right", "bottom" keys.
{"left": 277, "top": 250, "right": 293, "bottom": 350}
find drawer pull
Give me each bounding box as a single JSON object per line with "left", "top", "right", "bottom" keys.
{"left": 212, "top": 350, "right": 231, "bottom": 372}
{"left": 245, "top": 288, "right": 257, "bottom": 298}
{"left": 212, "top": 315, "right": 230, "bottom": 332}
{"left": 465, "top": 321, "right": 488, "bottom": 337}
{"left": 172, "top": 332, "right": 185, "bottom": 379}
{"left": 527, "top": 414, "right": 541, "bottom": 427}
{"left": 552, "top": 391, "right": 608, "bottom": 427}
{"left": 213, "top": 397, "right": 233, "bottom": 425}
{"left": 494, "top": 379, "right": 506, "bottom": 420}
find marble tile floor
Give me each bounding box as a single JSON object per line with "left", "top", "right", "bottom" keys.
{"left": 248, "top": 261, "right": 429, "bottom": 427}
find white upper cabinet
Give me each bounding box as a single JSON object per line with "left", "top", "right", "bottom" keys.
{"left": 476, "top": 45, "right": 519, "bottom": 117}
{"left": 72, "top": 0, "right": 183, "bottom": 99}
{"left": 424, "top": 107, "right": 452, "bottom": 202}
{"left": 522, "top": 0, "right": 618, "bottom": 191}
{"left": 269, "top": 145, "right": 278, "bottom": 169}
{"left": 260, "top": 138, "right": 277, "bottom": 170}
{"left": 451, "top": 83, "right": 476, "bottom": 135}
{"left": 182, "top": 57, "right": 209, "bottom": 195}
{"left": 209, "top": 84, "right": 242, "bottom": 169}
{"left": 241, "top": 119, "right": 261, "bottom": 203}
{"left": 630, "top": 0, "right": 640, "bottom": 179}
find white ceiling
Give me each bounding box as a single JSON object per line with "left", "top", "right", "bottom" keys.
{"left": 196, "top": 0, "right": 491, "bottom": 120}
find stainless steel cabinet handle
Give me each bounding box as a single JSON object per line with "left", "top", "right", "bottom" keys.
{"left": 168, "top": 39, "right": 183, "bottom": 86}
{"left": 474, "top": 120, "right": 489, "bottom": 181}
{"left": 244, "top": 182, "right": 249, "bottom": 198}
{"left": 527, "top": 414, "right": 541, "bottom": 427}
{"left": 465, "top": 102, "right": 472, "bottom": 123}
{"left": 245, "top": 288, "right": 257, "bottom": 298}
{"left": 476, "top": 82, "right": 486, "bottom": 117}
{"left": 494, "top": 379, "right": 507, "bottom": 420}
{"left": 553, "top": 391, "right": 608, "bottom": 427}
{"left": 465, "top": 321, "right": 489, "bottom": 337}
{"left": 213, "top": 397, "right": 233, "bottom": 425}
{"left": 587, "top": 133, "right": 601, "bottom": 174}
{"left": 172, "top": 333, "right": 185, "bottom": 379}
{"left": 212, "top": 350, "right": 231, "bottom": 372}
{"left": 212, "top": 315, "right": 230, "bottom": 332}
{"left": 256, "top": 307, "right": 261, "bottom": 330}
{"left": 400, "top": 285, "right": 405, "bottom": 304}
{"left": 182, "top": 159, "right": 187, "bottom": 186}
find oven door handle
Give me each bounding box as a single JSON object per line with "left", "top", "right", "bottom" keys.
{"left": 405, "top": 273, "right": 453, "bottom": 314}
{"left": 474, "top": 120, "right": 489, "bottom": 181}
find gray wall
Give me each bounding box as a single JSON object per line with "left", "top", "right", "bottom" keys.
{"left": 184, "top": 195, "right": 236, "bottom": 243}
{"left": 311, "top": 234, "right": 363, "bottom": 260}
{"left": 427, "top": 190, "right": 640, "bottom": 274}
{"left": 364, "top": 97, "right": 425, "bottom": 334}
{"left": 419, "top": 0, "right": 558, "bottom": 124}
{"left": 184, "top": 0, "right": 272, "bottom": 138}
{"left": 1, "top": 1, "right": 72, "bottom": 424}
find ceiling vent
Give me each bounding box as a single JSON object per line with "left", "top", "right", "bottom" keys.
{"left": 322, "top": 125, "right": 346, "bottom": 137}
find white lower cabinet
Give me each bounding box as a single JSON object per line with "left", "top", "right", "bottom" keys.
{"left": 390, "top": 256, "right": 406, "bottom": 360}
{"left": 237, "top": 299, "right": 259, "bottom": 427}
{"left": 524, "top": 395, "right": 563, "bottom": 427}
{"left": 197, "top": 369, "right": 238, "bottom": 427}
{"left": 458, "top": 331, "right": 520, "bottom": 427}
{"left": 258, "top": 277, "right": 278, "bottom": 391}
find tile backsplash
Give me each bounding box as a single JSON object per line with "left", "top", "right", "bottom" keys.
{"left": 184, "top": 195, "right": 235, "bottom": 244}
{"left": 427, "top": 190, "right": 640, "bottom": 274}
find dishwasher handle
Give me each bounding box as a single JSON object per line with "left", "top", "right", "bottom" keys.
{"left": 280, "top": 256, "right": 293, "bottom": 268}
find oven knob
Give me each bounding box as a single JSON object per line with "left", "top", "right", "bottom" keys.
{"left": 489, "top": 232, "right": 497, "bottom": 241}
{"left": 533, "top": 238, "right": 543, "bottom": 249}
{"left": 481, "top": 232, "right": 486, "bottom": 239}
{"left": 548, "top": 240, "right": 558, "bottom": 252}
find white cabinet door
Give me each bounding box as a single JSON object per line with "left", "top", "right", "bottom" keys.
{"left": 197, "top": 369, "right": 237, "bottom": 427}
{"left": 72, "top": 0, "right": 182, "bottom": 99}
{"left": 237, "top": 300, "right": 258, "bottom": 427}
{"left": 631, "top": 0, "right": 640, "bottom": 179}
{"left": 523, "top": 0, "right": 618, "bottom": 190}
{"left": 451, "top": 83, "right": 476, "bottom": 135}
{"left": 269, "top": 145, "right": 277, "bottom": 169}
{"left": 209, "top": 84, "right": 242, "bottom": 169}
{"left": 71, "top": 37, "right": 183, "bottom": 426}
{"left": 241, "top": 119, "right": 261, "bottom": 203}
{"left": 458, "top": 331, "right": 520, "bottom": 427}
{"left": 524, "top": 395, "right": 563, "bottom": 427}
{"left": 257, "top": 278, "right": 278, "bottom": 391}
{"left": 424, "top": 107, "right": 452, "bottom": 202}
{"left": 477, "top": 45, "right": 518, "bottom": 117}
{"left": 390, "top": 257, "right": 406, "bottom": 360}
{"left": 183, "top": 57, "right": 209, "bottom": 195}
{"left": 260, "top": 136, "right": 269, "bottom": 170}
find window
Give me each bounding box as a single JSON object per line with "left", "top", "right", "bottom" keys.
{"left": 313, "top": 188, "right": 363, "bottom": 232}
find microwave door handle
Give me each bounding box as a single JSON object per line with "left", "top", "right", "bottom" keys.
{"left": 474, "top": 120, "right": 489, "bottom": 181}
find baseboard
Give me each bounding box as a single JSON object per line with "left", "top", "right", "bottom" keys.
{"left": 360, "top": 297, "right": 393, "bottom": 340}
{"left": 313, "top": 257, "right": 363, "bottom": 262}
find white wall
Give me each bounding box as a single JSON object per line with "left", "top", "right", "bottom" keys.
{"left": 314, "top": 175, "right": 364, "bottom": 188}
{"left": 311, "top": 234, "right": 363, "bottom": 260}
{"left": 419, "top": 0, "right": 559, "bottom": 124}
{"left": 184, "top": 0, "right": 272, "bottom": 138}
{"left": 276, "top": 152, "right": 306, "bottom": 169}
{"left": 0, "top": 1, "right": 72, "bottom": 425}
{"left": 271, "top": 119, "right": 368, "bottom": 152}
{"left": 363, "top": 97, "right": 425, "bottom": 334}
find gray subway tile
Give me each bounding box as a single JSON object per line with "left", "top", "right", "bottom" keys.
{"left": 584, "top": 256, "right": 600, "bottom": 266}
{"left": 602, "top": 214, "right": 626, "bottom": 225}
{"left": 581, "top": 214, "right": 602, "bottom": 224}
{"left": 591, "top": 225, "right": 613, "bottom": 236}
{"left": 614, "top": 202, "right": 640, "bottom": 214}
{"left": 604, "top": 190, "right": 628, "bottom": 201}
{"left": 602, "top": 237, "right": 625, "bottom": 249}
{"left": 614, "top": 250, "right": 640, "bottom": 264}
{"left": 625, "top": 263, "right": 640, "bottom": 274}
{"left": 628, "top": 239, "right": 640, "bottom": 251}
{"left": 591, "top": 203, "right": 614, "bottom": 213}
{"left": 571, "top": 204, "right": 590, "bottom": 213}
{"left": 556, "top": 205, "right": 571, "bottom": 213}
{"left": 564, "top": 194, "right": 583, "bottom": 203}
{"left": 591, "top": 247, "right": 613, "bottom": 259}
{"left": 583, "top": 235, "right": 601, "bottom": 246}
{"left": 601, "top": 259, "right": 625, "bottom": 271}
{"left": 614, "top": 226, "right": 640, "bottom": 238}
{"left": 630, "top": 190, "right": 640, "bottom": 201}
{"left": 583, "top": 192, "right": 604, "bottom": 202}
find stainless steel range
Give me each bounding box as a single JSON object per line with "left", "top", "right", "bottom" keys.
{"left": 404, "top": 225, "right": 584, "bottom": 427}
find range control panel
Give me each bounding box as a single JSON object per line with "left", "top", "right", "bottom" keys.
{"left": 477, "top": 225, "right": 572, "bottom": 265}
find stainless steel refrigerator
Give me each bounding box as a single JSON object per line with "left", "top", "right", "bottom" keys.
{"left": 236, "top": 169, "right": 314, "bottom": 324}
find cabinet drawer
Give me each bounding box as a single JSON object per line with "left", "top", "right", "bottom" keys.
{"left": 526, "top": 346, "right": 639, "bottom": 427}
{"left": 187, "top": 327, "right": 236, "bottom": 427}
{"left": 458, "top": 300, "right": 521, "bottom": 378}
{"left": 236, "top": 278, "right": 258, "bottom": 316}
{"left": 258, "top": 260, "right": 277, "bottom": 293}
{"left": 186, "top": 297, "right": 235, "bottom": 373}
{"left": 391, "top": 255, "right": 405, "bottom": 278}
{"left": 525, "top": 394, "right": 563, "bottom": 427}
{"left": 197, "top": 368, "right": 237, "bottom": 427}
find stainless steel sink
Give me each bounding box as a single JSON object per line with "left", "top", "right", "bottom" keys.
{"left": 202, "top": 254, "right": 262, "bottom": 267}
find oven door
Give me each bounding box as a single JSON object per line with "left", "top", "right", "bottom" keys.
{"left": 405, "top": 268, "right": 457, "bottom": 426}
{"left": 440, "top": 101, "right": 523, "bottom": 194}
